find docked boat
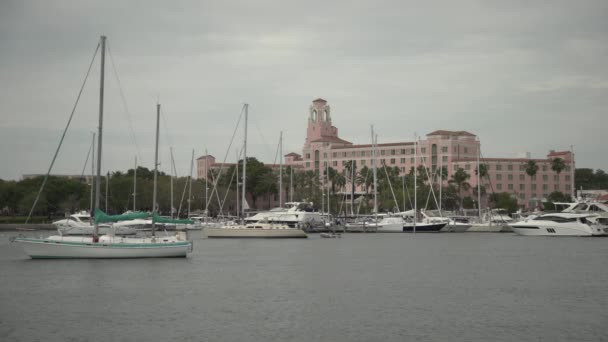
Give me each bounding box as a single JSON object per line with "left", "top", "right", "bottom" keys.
{"left": 205, "top": 221, "right": 307, "bottom": 238}
{"left": 54, "top": 211, "right": 137, "bottom": 236}
{"left": 467, "top": 209, "right": 514, "bottom": 232}
{"left": 396, "top": 210, "right": 447, "bottom": 232}
{"left": 510, "top": 213, "right": 608, "bottom": 236}
{"left": 368, "top": 216, "right": 404, "bottom": 233}
{"left": 245, "top": 202, "right": 322, "bottom": 228}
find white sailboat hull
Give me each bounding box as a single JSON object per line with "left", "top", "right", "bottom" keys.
{"left": 13, "top": 237, "right": 192, "bottom": 259}
{"left": 205, "top": 227, "right": 307, "bottom": 238}
{"left": 57, "top": 225, "right": 137, "bottom": 236}
{"left": 375, "top": 223, "right": 404, "bottom": 233}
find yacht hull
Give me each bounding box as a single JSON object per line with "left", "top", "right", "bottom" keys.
{"left": 13, "top": 237, "right": 192, "bottom": 259}
{"left": 510, "top": 225, "right": 607, "bottom": 236}
{"left": 402, "top": 223, "right": 447, "bottom": 232}
{"left": 205, "top": 227, "right": 307, "bottom": 238}
{"left": 375, "top": 223, "right": 405, "bottom": 233}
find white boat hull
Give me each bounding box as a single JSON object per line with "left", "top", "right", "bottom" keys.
{"left": 205, "top": 227, "right": 307, "bottom": 238}
{"left": 13, "top": 236, "right": 192, "bottom": 259}
{"left": 376, "top": 223, "right": 404, "bottom": 233}
{"left": 57, "top": 225, "right": 137, "bottom": 236}
{"left": 510, "top": 225, "right": 608, "bottom": 236}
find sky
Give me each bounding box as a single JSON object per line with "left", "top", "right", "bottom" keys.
{"left": 0, "top": 0, "right": 607, "bottom": 180}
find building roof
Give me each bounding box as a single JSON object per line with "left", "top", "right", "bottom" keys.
{"left": 547, "top": 150, "right": 571, "bottom": 157}
{"left": 426, "top": 130, "right": 476, "bottom": 137}
{"left": 196, "top": 154, "right": 215, "bottom": 160}
{"left": 284, "top": 152, "right": 301, "bottom": 157}
{"left": 313, "top": 98, "right": 327, "bottom": 103}
{"left": 332, "top": 141, "right": 415, "bottom": 150}
{"left": 310, "top": 136, "right": 352, "bottom": 144}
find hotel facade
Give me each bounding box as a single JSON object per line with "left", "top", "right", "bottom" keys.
{"left": 198, "top": 98, "right": 575, "bottom": 210}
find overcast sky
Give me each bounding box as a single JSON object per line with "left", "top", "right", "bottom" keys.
{"left": 1, "top": 1, "right": 607, "bottom": 180}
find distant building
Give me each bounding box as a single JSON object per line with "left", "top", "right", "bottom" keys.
{"left": 283, "top": 98, "right": 575, "bottom": 209}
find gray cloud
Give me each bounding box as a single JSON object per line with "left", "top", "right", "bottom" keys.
{"left": 1, "top": 0, "right": 607, "bottom": 180}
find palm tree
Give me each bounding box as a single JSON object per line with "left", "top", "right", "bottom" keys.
{"left": 551, "top": 157, "right": 566, "bottom": 193}
{"left": 525, "top": 160, "right": 539, "bottom": 203}
{"left": 449, "top": 168, "right": 471, "bottom": 210}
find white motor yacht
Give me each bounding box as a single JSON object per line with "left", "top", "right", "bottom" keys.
{"left": 510, "top": 213, "right": 608, "bottom": 236}
{"left": 245, "top": 202, "right": 322, "bottom": 228}
{"left": 205, "top": 221, "right": 308, "bottom": 238}
{"left": 54, "top": 211, "right": 137, "bottom": 236}
{"left": 369, "top": 216, "right": 404, "bottom": 233}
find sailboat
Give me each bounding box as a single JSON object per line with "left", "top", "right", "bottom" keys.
{"left": 13, "top": 36, "right": 193, "bottom": 258}
{"left": 205, "top": 105, "right": 307, "bottom": 239}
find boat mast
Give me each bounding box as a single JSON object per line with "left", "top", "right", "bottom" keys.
{"left": 170, "top": 147, "right": 175, "bottom": 218}
{"left": 205, "top": 148, "right": 209, "bottom": 215}
{"left": 371, "top": 125, "right": 378, "bottom": 224}
{"left": 236, "top": 148, "right": 239, "bottom": 217}
{"left": 241, "top": 104, "right": 248, "bottom": 222}
{"left": 90, "top": 132, "right": 95, "bottom": 219}
{"left": 279, "top": 131, "right": 283, "bottom": 207}
{"left": 152, "top": 103, "right": 160, "bottom": 237}
{"left": 438, "top": 148, "right": 442, "bottom": 214}
{"left": 105, "top": 171, "right": 109, "bottom": 212}
{"left": 414, "top": 134, "right": 417, "bottom": 234}
{"left": 477, "top": 139, "right": 481, "bottom": 220}
{"left": 290, "top": 165, "right": 293, "bottom": 202}
{"left": 93, "top": 35, "right": 106, "bottom": 242}
{"left": 188, "top": 149, "right": 194, "bottom": 218}
{"left": 133, "top": 156, "right": 137, "bottom": 212}
{"left": 326, "top": 153, "right": 330, "bottom": 217}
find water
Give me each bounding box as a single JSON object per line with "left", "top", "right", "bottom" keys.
{"left": 1, "top": 231, "right": 606, "bottom": 342}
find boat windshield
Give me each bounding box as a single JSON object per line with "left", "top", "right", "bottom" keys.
{"left": 533, "top": 215, "right": 577, "bottom": 223}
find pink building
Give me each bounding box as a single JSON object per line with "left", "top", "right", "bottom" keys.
{"left": 284, "top": 98, "right": 575, "bottom": 209}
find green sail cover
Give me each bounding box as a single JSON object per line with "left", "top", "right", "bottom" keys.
{"left": 153, "top": 213, "right": 193, "bottom": 224}
{"left": 95, "top": 208, "right": 149, "bottom": 224}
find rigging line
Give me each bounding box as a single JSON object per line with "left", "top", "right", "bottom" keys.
{"left": 206, "top": 105, "right": 245, "bottom": 211}
{"left": 25, "top": 41, "right": 100, "bottom": 224}
{"left": 106, "top": 42, "right": 142, "bottom": 163}
{"left": 79, "top": 134, "right": 94, "bottom": 179}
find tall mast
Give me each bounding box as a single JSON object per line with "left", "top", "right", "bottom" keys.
{"left": 133, "top": 156, "right": 137, "bottom": 212}
{"left": 438, "top": 147, "right": 442, "bottom": 214}
{"left": 477, "top": 139, "right": 481, "bottom": 219}
{"left": 105, "top": 171, "right": 109, "bottom": 212}
{"left": 90, "top": 132, "right": 95, "bottom": 218}
{"left": 93, "top": 35, "right": 106, "bottom": 242}
{"left": 371, "top": 125, "right": 378, "bottom": 223}
{"left": 279, "top": 131, "right": 283, "bottom": 207}
{"left": 414, "top": 135, "right": 417, "bottom": 233}
{"left": 236, "top": 148, "right": 239, "bottom": 217}
{"left": 326, "top": 153, "right": 330, "bottom": 216}
{"left": 290, "top": 165, "right": 293, "bottom": 202}
{"left": 152, "top": 103, "right": 160, "bottom": 237}
{"left": 170, "top": 147, "right": 175, "bottom": 218}
{"left": 241, "top": 104, "right": 248, "bottom": 221}
{"left": 570, "top": 145, "right": 575, "bottom": 200}
{"left": 205, "top": 148, "right": 209, "bottom": 215}
{"left": 188, "top": 149, "right": 194, "bottom": 218}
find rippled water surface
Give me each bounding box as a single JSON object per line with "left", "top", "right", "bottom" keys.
{"left": 1, "top": 231, "right": 607, "bottom": 341}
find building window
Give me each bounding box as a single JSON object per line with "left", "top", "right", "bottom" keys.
{"left": 465, "top": 164, "right": 470, "bottom": 170}
{"left": 391, "top": 149, "right": 396, "bottom": 155}
{"left": 565, "top": 166, "right": 571, "bottom": 172}
{"left": 507, "top": 164, "right": 513, "bottom": 171}
{"left": 400, "top": 158, "right": 406, "bottom": 163}
{"left": 361, "top": 160, "right": 366, "bottom": 166}
{"left": 381, "top": 150, "right": 385, "bottom": 156}
{"left": 421, "top": 147, "right": 426, "bottom": 154}
{"left": 411, "top": 158, "right": 415, "bottom": 163}
{"left": 532, "top": 184, "right": 537, "bottom": 190}
{"left": 565, "top": 175, "right": 570, "bottom": 181}
{"left": 411, "top": 148, "right": 415, "bottom": 154}
{"left": 400, "top": 167, "right": 405, "bottom": 173}
{"left": 441, "top": 156, "right": 448, "bottom": 163}
{"left": 332, "top": 152, "right": 337, "bottom": 158}
{"left": 519, "top": 184, "right": 525, "bottom": 191}
{"left": 542, "top": 165, "right": 547, "bottom": 171}
{"left": 519, "top": 174, "right": 525, "bottom": 181}
{"left": 496, "top": 174, "right": 502, "bottom": 181}
{"left": 401, "top": 149, "right": 406, "bottom": 154}
{"left": 531, "top": 175, "right": 536, "bottom": 181}
{"left": 496, "top": 164, "right": 502, "bottom": 171}
{"left": 553, "top": 175, "right": 558, "bottom": 182}
{"left": 554, "top": 184, "right": 559, "bottom": 191}
{"left": 497, "top": 184, "right": 502, "bottom": 190}
{"left": 543, "top": 184, "right": 548, "bottom": 190}
{"left": 464, "top": 147, "right": 468, "bottom": 154}
{"left": 508, "top": 174, "right": 513, "bottom": 180}
{"left": 566, "top": 184, "right": 571, "bottom": 190}
{"left": 333, "top": 161, "right": 337, "bottom": 167}
{"left": 390, "top": 158, "right": 396, "bottom": 165}
{"left": 381, "top": 159, "right": 386, "bottom": 165}
{"left": 305, "top": 153, "right": 310, "bottom": 159}
{"left": 543, "top": 175, "right": 548, "bottom": 181}
{"left": 305, "top": 162, "right": 310, "bottom": 167}
{"left": 323, "top": 153, "right": 327, "bottom": 159}
{"left": 323, "top": 161, "right": 327, "bottom": 167}
{"left": 441, "top": 146, "right": 448, "bottom": 153}
{"left": 508, "top": 184, "right": 514, "bottom": 190}
{"left": 342, "top": 161, "right": 347, "bottom": 166}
